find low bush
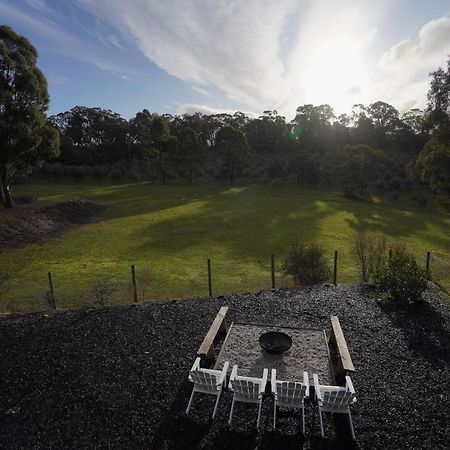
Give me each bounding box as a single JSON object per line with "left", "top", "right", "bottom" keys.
{"left": 282, "top": 241, "right": 331, "bottom": 285}
{"left": 88, "top": 276, "right": 117, "bottom": 307}
{"left": 375, "top": 252, "right": 427, "bottom": 304}
{"left": 353, "top": 232, "right": 387, "bottom": 282}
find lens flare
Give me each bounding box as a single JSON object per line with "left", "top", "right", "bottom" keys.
{"left": 289, "top": 123, "right": 303, "bottom": 139}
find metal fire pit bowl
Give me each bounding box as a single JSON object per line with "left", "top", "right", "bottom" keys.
{"left": 259, "top": 331, "right": 293, "bottom": 354}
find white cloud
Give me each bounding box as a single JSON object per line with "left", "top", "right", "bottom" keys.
{"left": 47, "top": 73, "right": 68, "bottom": 86}
{"left": 77, "top": 0, "right": 393, "bottom": 116}
{"left": 282, "top": 0, "right": 382, "bottom": 114}
{"left": 177, "top": 103, "right": 258, "bottom": 117}
{"left": 78, "top": 0, "right": 296, "bottom": 113}
{"left": 191, "top": 86, "right": 215, "bottom": 99}
{"left": 0, "top": 2, "right": 133, "bottom": 75}
{"left": 22, "top": 0, "right": 48, "bottom": 11}
{"left": 10, "top": 0, "right": 450, "bottom": 116}
{"left": 373, "top": 16, "right": 450, "bottom": 112}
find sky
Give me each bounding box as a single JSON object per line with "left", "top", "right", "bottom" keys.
{"left": 1, "top": 0, "right": 450, "bottom": 119}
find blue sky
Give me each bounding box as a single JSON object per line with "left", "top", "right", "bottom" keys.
{"left": 1, "top": 0, "right": 450, "bottom": 119}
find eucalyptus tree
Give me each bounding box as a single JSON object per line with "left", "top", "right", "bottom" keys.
{"left": 425, "top": 56, "right": 450, "bottom": 139}
{"left": 215, "top": 125, "right": 251, "bottom": 184}
{"left": 0, "top": 25, "right": 59, "bottom": 208}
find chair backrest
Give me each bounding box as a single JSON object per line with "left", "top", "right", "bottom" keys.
{"left": 230, "top": 379, "right": 261, "bottom": 401}
{"left": 190, "top": 370, "right": 219, "bottom": 393}
{"left": 276, "top": 381, "right": 307, "bottom": 406}
{"left": 322, "top": 390, "right": 355, "bottom": 410}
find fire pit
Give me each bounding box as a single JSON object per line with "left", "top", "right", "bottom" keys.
{"left": 259, "top": 331, "right": 293, "bottom": 354}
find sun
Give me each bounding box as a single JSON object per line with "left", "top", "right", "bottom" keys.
{"left": 300, "top": 36, "right": 369, "bottom": 114}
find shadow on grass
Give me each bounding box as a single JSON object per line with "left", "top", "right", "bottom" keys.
{"left": 131, "top": 187, "right": 335, "bottom": 259}
{"left": 340, "top": 199, "right": 450, "bottom": 249}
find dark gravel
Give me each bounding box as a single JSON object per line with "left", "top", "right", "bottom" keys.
{"left": 0, "top": 284, "right": 449, "bottom": 449}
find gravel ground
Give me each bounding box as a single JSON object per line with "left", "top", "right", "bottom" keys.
{"left": 215, "top": 324, "right": 331, "bottom": 384}
{"left": 0, "top": 284, "right": 449, "bottom": 450}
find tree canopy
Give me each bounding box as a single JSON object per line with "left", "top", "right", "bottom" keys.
{"left": 414, "top": 56, "right": 450, "bottom": 205}
{"left": 0, "top": 25, "right": 59, "bottom": 208}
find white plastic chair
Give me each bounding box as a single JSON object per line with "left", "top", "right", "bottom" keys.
{"left": 313, "top": 373, "right": 357, "bottom": 440}
{"left": 271, "top": 369, "right": 309, "bottom": 434}
{"left": 186, "top": 357, "right": 229, "bottom": 419}
{"left": 228, "top": 365, "right": 268, "bottom": 430}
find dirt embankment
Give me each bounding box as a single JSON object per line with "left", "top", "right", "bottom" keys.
{"left": 0, "top": 199, "right": 102, "bottom": 249}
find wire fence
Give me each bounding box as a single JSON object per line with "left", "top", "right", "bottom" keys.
{"left": 430, "top": 252, "right": 450, "bottom": 293}
{"left": 0, "top": 250, "right": 448, "bottom": 315}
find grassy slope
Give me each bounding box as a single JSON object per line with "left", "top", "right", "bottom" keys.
{"left": 1, "top": 182, "right": 449, "bottom": 312}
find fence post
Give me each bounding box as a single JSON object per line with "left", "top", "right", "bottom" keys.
{"left": 207, "top": 259, "right": 212, "bottom": 297}
{"left": 333, "top": 251, "right": 338, "bottom": 285}
{"left": 426, "top": 251, "right": 431, "bottom": 279}
{"left": 131, "top": 265, "right": 138, "bottom": 303}
{"left": 388, "top": 248, "right": 392, "bottom": 261}
{"left": 47, "top": 271, "right": 56, "bottom": 309}
{"left": 271, "top": 254, "right": 275, "bottom": 289}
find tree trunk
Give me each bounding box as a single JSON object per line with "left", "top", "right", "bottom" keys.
{"left": 0, "top": 180, "right": 5, "bottom": 208}
{"left": 1, "top": 172, "right": 13, "bottom": 208}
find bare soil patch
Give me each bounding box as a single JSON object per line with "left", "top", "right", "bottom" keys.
{"left": 0, "top": 199, "right": 102, "bottom": 248}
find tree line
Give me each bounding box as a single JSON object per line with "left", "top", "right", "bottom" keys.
{"left": 44, "top": 91, "right": 448, "bottom": 205}
{"left": 1, "top": 25, "right": 450, "bottom": 209}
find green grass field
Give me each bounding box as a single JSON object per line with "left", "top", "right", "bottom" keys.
{"left": 1, "top": 182, "right": 449, "bottom": 312}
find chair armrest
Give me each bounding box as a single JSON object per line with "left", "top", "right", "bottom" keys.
{"left": 271, "top": 369, "right": 277, "bottom": 393}
{"left": 228, "top": 364, "right": 238, "bottom": 389}
{"left": 345, "top": 376, "right": 355, "bottom": 394}
{"left": 303, "top": 371, "right": 309, "bottom": 398}
{"left": 313, "top": 374, "right": 322, "bottom": 401}
{"left": 260, "top": 368, "right": 268, "bottom": 393}
{"left": 218, "top": 361, "right": 229, "bottom": 385}
{"left": 190, "top": 357, "right": 201, "bottom": 372}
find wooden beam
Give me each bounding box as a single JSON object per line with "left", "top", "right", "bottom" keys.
{"left": 197, "top": 306, "right": 229, "bottom": 360}
{"left": 329, "top": 315, "right": 355, "bottom": 375}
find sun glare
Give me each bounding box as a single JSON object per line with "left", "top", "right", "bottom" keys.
{"left": 300, "top": 37, "right": 369, "bottom": 113}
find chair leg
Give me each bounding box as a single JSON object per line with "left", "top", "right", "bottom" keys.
{"left": 228, "top": 397, "right": 235, "bottom": 425}
{"left": 273, "top": 400, "right": 277, "bottom": 429}
{"left": 212, "top": 387, "right": 222, "bottom": 420}
{"left": 318, "top": 406, "right": 324, "bottom": 437}
{"left": 256, "top": 398, "right": 263, "bottom": 430}
{"left": 186, "top": 387, "right": 196, "bottom": 414}
{"left": 348, "top": 410, "right": 355, "bottom": 440}
{"left": 302, "top": 404, "right": 305, "bottom": 435}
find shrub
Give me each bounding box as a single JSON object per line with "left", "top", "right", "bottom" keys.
{"left": 282, "top": 241, "right": 331, "bottom": 285}
{"left": 88, "top": 276, "right": 116, "bottom": 307}
{"left": 375, "top": 252, "right": 427, "bottom": 304}
{"left": 353, "top": 232, "right": 387, "bottom": 282}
